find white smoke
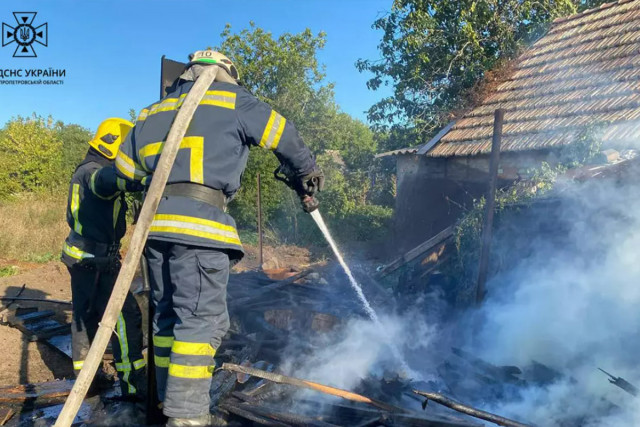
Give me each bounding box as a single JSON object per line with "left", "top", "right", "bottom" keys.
{"left": 284, "top": 312, "right": 438, "bottom": 392}
{"left": 465, "top": 172, "right": 640, "bottom": 426}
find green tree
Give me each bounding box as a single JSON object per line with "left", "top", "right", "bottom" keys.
{"left": 55, "top": 121, "right": 93, "bottom": 180}
{"left": 0, "top": 115, "right": 63, "bottom": 197}
{"left": 357, "top": 0, "right": 583, "bottom": 146}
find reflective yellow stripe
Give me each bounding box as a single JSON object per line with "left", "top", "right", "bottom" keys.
{"left": 113, "top": 197, "right": 121, "bottom": 229}
{"left": 183, "top": 137, "right": 204, "bottom": 184}
{"left": 153, "top": 335, "right": 174, "bottom": 348}
{"left": 139, "top": 137, "right": 204, "bottom": 184}
{"left": 137, "top": 108, "right": 149, "bottom": 122}
{"left": 146, "top": 94, "right": 188, "bottom": 118}
{"left": 117, "top": 359, "right": 146, "bottom": 371}
{"left": 116, "top": 362, "right": 132, "bottom": 372}
{"left": 168, "top": 363, "right": 214, "bottom": 379}
{"left": 90, "top": 170, "right": 117, "bottom": 200}
{"left": 259, "top": 110, "right": 286, "bottom": 150}
{"left": 150, "top": 214, "right": 241, "bottom": 246}
{"left": 199, "top": 90, "right": 236, "bottom": 109}
{"left": 138, "top": 141, "right": 163, "bottom": 160}
{"left": 115, "top": 151, "right": 146, "bottom": 181}
{"left": 133, "top": 358, "right": 146, "bottom": 370}
{"left": 116, "top": 313, "right": 135, "bottom": 394}
{"left": 154, "top": 355, "right": 170, "bottom": 368}
{"left": 271, "top": 114, "right": 286, "bottom": 151}
{"left": 259, "top": 111, "right": 276, "bottom": 148}
{"left": 71, "top": 184, "right": 82, "bottom": 234}
{"left": 62, "top": 242, "right": 94, "bottom": 260}
{"left": 145, "top": 91, "right": 235, "bottom": 120}
{"left": 116, "top": 177, "right": 127, "bottom": 192}
{"left": 172, "top": 341, "right": 216, "bottom": 357}
{"left": 73, "top": 360, "right": 84, "bottom": 370}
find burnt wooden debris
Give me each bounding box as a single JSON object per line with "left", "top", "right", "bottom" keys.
{"left": 0, "top": 380, "right": 74, "bottom": 408}
{"left": 414, "top": 390, "right": 532, "bottom": 427}
{"left": 0, "top": 307, "right": 70, "bottom": 342}
{"left": 376, "top": 226, "right": 454, "bottom": 278}
{"left": 0, "top": 306, "right": 72, "bottom": 359}
{"left": 205, "top": 269, "right": 489, "bottom": 426}
{"left": 3, "top": 269, "right": 534, "bottom": 426}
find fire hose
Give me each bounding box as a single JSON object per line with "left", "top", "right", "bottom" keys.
{"left": 54, "top": 65, "right": 221, "bottom": 427}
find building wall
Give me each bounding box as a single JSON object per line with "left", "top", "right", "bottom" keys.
{"left": 392, "top": 151, "right": 555, "bottom": 252}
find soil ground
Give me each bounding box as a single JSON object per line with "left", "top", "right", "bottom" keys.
{"left": 0, "top": 243, "right": 313, "bottom": 387}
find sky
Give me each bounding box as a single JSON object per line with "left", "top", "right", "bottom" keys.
{"left": 0, "top": 0, "right": 393, "bottom": 132}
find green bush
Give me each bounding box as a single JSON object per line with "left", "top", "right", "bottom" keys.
{"left": 0, "top": 115, "right": 91, "bottom": 200}
{"left": 330, "top": 204, "right": 393, "bottom": 241}
{"left": 0, "top": 115, "right": 63, "bottom": 198}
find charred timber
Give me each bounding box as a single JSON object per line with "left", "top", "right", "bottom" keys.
{"left": 413, "top": 390, "right": 532, "bottom": 427}
{"left": 222, "top": 363, "right": 403, "bottom": 413}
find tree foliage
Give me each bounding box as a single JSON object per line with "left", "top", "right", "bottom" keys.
{"left": 56, "top": 121, "right": 93, "bottom": 179}
{"left": 0, "top": 116, "right": 62, "bottom": 197}
{"left": 0, "top": 115, "right": 92, "bottom": 199}
{"left": 357, "top": 0, "right": 610, "bottom": 149}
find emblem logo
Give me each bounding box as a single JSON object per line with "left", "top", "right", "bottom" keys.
{"left": 2, "top": 12, "right": 48, "bottom": 58}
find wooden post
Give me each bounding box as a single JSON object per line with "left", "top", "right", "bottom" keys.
{"left": 257, "top": 173, "right": 263, "bottom": 270}
{"left": 475, "top": 109, "right": 504, "bottom": 304}
{"left": 54, "top": 66, "right": 221, "bottom": 427}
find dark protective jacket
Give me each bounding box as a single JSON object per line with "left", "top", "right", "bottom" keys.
{"left": 61, "top": 150, "right": 142, "bottom": 266}
{"left": 115, "top": 79, "right": 316, "bottom": 261}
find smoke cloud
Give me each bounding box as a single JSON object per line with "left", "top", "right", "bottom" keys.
{"left": 468, "top": 173, "right": 640, "bottom": 425}
{"left": 281, "top": 154, "right": 640, "bottom": 426}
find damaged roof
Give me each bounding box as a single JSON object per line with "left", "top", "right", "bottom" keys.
{"left": 382, "top": 0, "right": 640, "bottom": 158}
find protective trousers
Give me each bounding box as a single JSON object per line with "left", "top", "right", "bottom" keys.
{"left": 68, "top": 264, "right": 145, "bottom": 397}
{"left": 145, "top": 240, "right": 230, "bottom": 419}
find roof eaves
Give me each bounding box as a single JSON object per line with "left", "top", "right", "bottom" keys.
{"left": 374, "top": 147, "right": 419, "bottom": 158}
{"left": 417, "top": 121, "right": 457, "bottom": 155}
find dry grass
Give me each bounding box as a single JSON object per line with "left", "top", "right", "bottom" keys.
{"left": 0, "top": 192, "right": 315, "bottom": 271}
{"left": 0, "top": 192, "right": 68, "bottom": 262}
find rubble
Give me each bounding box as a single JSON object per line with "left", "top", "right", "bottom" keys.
{"left": 2, "top": 266, "right": 536, "bottom": 426}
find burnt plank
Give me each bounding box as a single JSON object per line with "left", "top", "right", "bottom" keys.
{"left": 16, "top": 310, "right": 55, "bottom": 323}
{"left": 0, "top": 380, "right": 73, "bottom": 407}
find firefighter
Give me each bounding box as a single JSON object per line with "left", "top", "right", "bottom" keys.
{"left": 115, "top": 50, "right": 324, "bottom": 426}
{"left": 61, "top": 118, "right": 147, "bottom": 399}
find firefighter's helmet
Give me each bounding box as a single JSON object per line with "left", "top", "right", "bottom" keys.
{"left": 88, "top": 118, "right": 134, "bottom": 160}
{"left": 188, "top": 49, "right": 240, "bottom": 81}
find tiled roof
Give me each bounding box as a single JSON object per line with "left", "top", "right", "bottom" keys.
{"left": 428, "top": 0, "right": 640, "bottom": 157}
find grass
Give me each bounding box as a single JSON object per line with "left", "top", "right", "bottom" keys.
{"left": 0, "top": 192, "right": 68, "bottom": 262}
{"left": 0, "top": 265, "right": 18, "bottom": 277}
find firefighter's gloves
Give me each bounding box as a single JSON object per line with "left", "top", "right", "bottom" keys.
{"left": 274, "top": 164, "right": 325, "bottom": 213}
{"left": 300, "top": 170, "right": 325, "bottom": 196}
{"left": 125, "top": 176, "right": 151, "bottom": 193}
{"left": 298, "top": 169, "right": 324, "bottom": 213}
